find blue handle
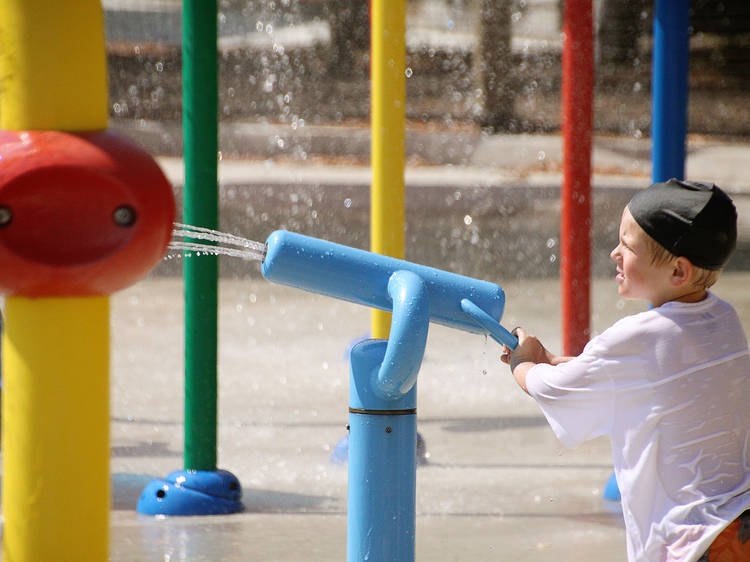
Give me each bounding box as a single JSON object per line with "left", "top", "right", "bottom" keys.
{"left": 460, "top": 299, "right": 518, "bottom": 349}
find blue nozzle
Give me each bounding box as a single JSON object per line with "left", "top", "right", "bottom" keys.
{"left": 460, "top": 298, "right": 518, "bottom": 349}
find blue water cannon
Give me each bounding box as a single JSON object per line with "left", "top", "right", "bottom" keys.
{"left": 261, "top": 230, "right": 517, "bottom": 561}
{"left": 262, "top": 230, "right": 518, "bottom": 360}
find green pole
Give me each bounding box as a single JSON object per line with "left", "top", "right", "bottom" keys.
{"left": 182, "top": 0, "right": 218, "bottom": 471}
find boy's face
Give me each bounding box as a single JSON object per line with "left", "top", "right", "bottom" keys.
{"left": 610, "top": 208, "right": 674, "bottom": 306}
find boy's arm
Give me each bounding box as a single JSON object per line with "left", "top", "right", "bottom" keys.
{"left": 508, "top": 361, "right": 535, "bottom": 394}
{"left": 550, "top": 355, "right": 576, "bottom": 365}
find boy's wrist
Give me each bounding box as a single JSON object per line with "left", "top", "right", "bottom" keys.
{"left": 510, "top": 351, "right": 536, "bottom": 372}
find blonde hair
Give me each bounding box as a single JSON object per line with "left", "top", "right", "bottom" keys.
{"left": 642, "top": 233, "right": 720, "bottom": 289}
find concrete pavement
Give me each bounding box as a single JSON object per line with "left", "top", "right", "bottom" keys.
{"left": 115, "top": 119, "right": 750, "bottom": 196}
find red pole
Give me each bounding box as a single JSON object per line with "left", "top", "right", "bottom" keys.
{"left": 560, "top": 0, "right": 594, "bottom": 355}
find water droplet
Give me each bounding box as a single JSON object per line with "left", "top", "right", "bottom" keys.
{"left": 537, "top": 150, "right": 546, "bottom": 161}
{"left": 344, "top": 198, "right": 352, "bottom": 208}
{"left": 405, "top": 67, "right": 413, "bottom": 78}
{"left": 464, "top": 215, "right": 472, "bottom": 225}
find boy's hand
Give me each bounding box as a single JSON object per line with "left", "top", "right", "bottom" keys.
{"left": 500, "top": 327, "right": 568, "bottom": 394}
{"left": 500, "top": 327, "right": 550, "bottom": 370}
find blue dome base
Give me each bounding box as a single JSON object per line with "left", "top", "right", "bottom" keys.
{"left": 137, "top": 469, "right": 244, "bottom": 516}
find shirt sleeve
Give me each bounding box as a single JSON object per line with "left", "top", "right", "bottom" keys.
{"left": 525, "top": 336, "right": 620, "bottom": 448}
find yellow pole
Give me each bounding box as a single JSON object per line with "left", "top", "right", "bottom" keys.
{"left": 0, "top": 0, "right": 108, "bottom": 131}
{"left": 0, "top": 1, "right": 110, "bottom": 560}
{"left": 370, "top": 0, "right": 407, "bottom": 338}
{"left": 2, "top": 298, "right": 110, "bottom": 561}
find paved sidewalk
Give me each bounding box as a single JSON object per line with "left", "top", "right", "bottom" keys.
{"left": 114, "top": 118, "right": 750, "bottom": 196}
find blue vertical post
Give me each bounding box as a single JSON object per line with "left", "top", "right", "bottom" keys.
{"left": 348, "top": 340, "right": 417, "bottom": 562}
{"left": 651, "top": 0, "right": 690, "bottom": 182}
{"left": 604, "top": 0, "right": 692, "bottom": 504}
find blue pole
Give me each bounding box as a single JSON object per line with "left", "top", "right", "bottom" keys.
{"left": 651, "top": 0, "right": 690, "bottom": 182}
{"left": 345, "top": 270, "right": 429, "bottom": 560}
{"left": 348, "top": 340, "right": 417, "bottom": 561}
{"left": 603, "top": 0, "right": 692, "bottom": 504}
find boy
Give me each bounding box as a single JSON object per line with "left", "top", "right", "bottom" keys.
{"left": 502, "top": 179, "right": 750, "bottom": 561}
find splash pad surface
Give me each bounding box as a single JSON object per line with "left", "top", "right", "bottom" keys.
{"left": 109, "top": 271, "right": 732, "bottom": 560}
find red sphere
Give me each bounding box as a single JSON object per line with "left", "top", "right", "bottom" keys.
{"left": 0, "top": 130, "right": 175, "bottom": 296}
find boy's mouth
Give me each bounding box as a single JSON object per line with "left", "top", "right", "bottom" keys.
{"left": 615, "top": 269, "right": 624, "bottom": 282}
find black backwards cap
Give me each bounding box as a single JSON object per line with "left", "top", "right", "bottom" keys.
{"left": 627, "top": 178, "right": 737, "bottom": 270}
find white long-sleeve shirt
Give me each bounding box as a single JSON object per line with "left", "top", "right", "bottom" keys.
{"left": 526, "top": 292, "right": 750, "bottom": 562}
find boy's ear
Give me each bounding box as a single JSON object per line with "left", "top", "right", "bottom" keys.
{"left": 670, "top": 257, "right": 694, "bottom": 287}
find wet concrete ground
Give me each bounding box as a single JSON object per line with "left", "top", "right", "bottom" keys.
{"left": 107, "top": 271, "right": 750, "bottom": 561}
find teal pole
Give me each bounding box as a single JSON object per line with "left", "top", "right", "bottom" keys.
{"left": 183, "top": 0, "right": 218, "bottom": 471}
